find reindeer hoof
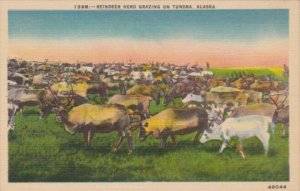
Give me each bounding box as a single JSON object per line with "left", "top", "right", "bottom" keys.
{"left": 128, "top": 150, "right": 133, "bottom": 155}
{"left": 112, "top": 148, "right": 118, "bottom": 153}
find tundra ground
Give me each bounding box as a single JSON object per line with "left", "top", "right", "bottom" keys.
{"left": 9, "top": 104, "right": 288, "bottom": 182}
{"left": 9, "top": 68, "right": 289, "bottom": 182}
{"left": 210, "top": 67, "right": 286, "bottom": 81}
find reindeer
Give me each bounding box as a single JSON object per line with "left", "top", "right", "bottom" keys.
{"left": 250, "top": 80, "right": 279, "bottom": 93}
{"left": 268, "top": 91, "right": 289, "bottom": 137}
{"left": 48, "top": 85, "right": 134, "bottom": 154}
{"left": 8, "top": 102, "right": 19, "bottom": 130}
{"left": 8, "top": 87, "right": 42, "bottom": 117}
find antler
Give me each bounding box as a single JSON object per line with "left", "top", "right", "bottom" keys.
{"left": 65, "top": 82, "right": 75, "bottom": 107}
{"left": 45, "top": 80, "right": 62, "bottom": 108}
{"left": 268, "top": 96, "right": 279, "bottom": 109}
{"left": 269, "top": 92, "right": 288, "bottom": 110}
{"left": 277, "top": 94, "right": 288, "bottom": 110}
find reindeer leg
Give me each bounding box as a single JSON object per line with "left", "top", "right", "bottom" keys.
{"left": 113, "top": 132, "right": 124, "bottom": 153}
{"left": 126, "top": 130, "right": 133, "bottom": 155}
{"left": 39, "top": 108, "right": 43, "bottom": 120}
{"left": 91, "top": 131, "right": 94, "bottom": 140}
{"left": 160, "top": 136, "right": 168, "bottom": 149}
{"left": 115, "top": 136, "right": 125, "bottom": 151}
{"left": 171, "top": 99, "right": 176, "bottom": 107}
{"left": 284, "top": 123, "right": 288, "bottom": 137}
{"left": 281, "top": 124, "right": 286, "bottom": 137}
{"left": 87, "top": 130, "right": 93, "bottom": 146}
{"left": 112, "top": 133, "right": 121, "bottom": 152}
{"left": 170, "top": 134, "right": 177, "bottom": 145}
{"left": 193, "top": 129, "right": 202, "bottom": 144}
{"left": 219, "top": 139, "right": 229, "bottom": 153}
{"left": 19, "top": 105, "right": 23, "bottom": 116}
{"left": 236, "top": 143, "right": 246, "bottom": 159}
{"left": 11, "top": 119, "right": 15, "bottom": 130}
{"left": 83, "top": 132, "right": 89, "bottom": 146}
{"left": 104, "top": 90, "right": 108, "bottom": 101}
{"left": 9, "top": 117, "right": 15, "bottom": 130}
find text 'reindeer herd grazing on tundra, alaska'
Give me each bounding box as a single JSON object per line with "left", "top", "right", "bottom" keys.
{"left": 7, "top": 59, "right": 289, "bottom": 158}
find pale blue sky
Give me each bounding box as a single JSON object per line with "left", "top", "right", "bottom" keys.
{"left": 9, "top": 10, "right": 288, "bottom": 42}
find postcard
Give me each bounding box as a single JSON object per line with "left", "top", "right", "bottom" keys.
{"left": 0, "top": 0, "right": 299, "bottom": 190}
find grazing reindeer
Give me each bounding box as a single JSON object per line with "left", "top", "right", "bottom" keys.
{"left": 268, "top": 93, "right": 289, "bottom": 137}
{"left": 8, "top": 86, "right": 71, "bottom": 119}
{"left": 200, "top": 115, "right": 272, "bottom": 159}
{"left": 48, "top": 86, "right": 134, "bottom": 154}
{"left": 139, "top": 107, "right": 209, "bottom": 148}
{"left": 273, "top": 106, "right": 289, "bottom": 137}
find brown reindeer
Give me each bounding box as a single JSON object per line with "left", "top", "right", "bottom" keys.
{"left": 268, "top": 92, "right": 289, "bottom": 137}
{"left": 250, "top": 80, "right": 279, "bottom": 92}
{"left": 48, "top": 86, "right": 134, "bottom": 154}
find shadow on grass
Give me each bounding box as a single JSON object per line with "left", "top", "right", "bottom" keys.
{"left": 58, "top": 136, "right": 224, "bottom": 157}
{"left": 57, "top": 131, "right": 279, "bottom": 157}
{"left": 245, "top": 146, "right": 277, "bottom": 157}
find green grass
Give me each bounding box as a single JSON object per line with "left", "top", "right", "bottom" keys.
{"left": 210, "top": 67, "right": 287, "bottom": 81}
{"left": 8, "top": 67, "right": 289, "bottom": 182}
{"left": 9, "top": 103, "right": 289, "bottom": 182}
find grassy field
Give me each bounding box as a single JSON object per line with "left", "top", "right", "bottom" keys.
{"left": 210, "top": 67, "right": 287, "bottom": 81}
{"left": 8, "top": 67, "right": 289, "bottom": 182}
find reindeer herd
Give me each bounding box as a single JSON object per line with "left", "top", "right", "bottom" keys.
{"left": 7, "top": 59, "right": 289, "bottom": 158}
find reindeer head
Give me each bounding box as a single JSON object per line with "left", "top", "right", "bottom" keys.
{"left": 46, "top": 81, "right": 75, "bottom": 123}
{"left": 139, "top": 120, "right": 152, "bottom": 141}
{"left": 268, "top": 92, "right": 288, "bottom": 110}
{"left": 200, "top": 123, "right": 222, "bottom": 144}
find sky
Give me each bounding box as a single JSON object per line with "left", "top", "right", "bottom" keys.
{"left": 8, "top": 10, "right": 288, "bottom": 67}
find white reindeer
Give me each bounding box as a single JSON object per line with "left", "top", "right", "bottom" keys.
{"left": 200, "top": 115, "right": 273, "bottom": 158}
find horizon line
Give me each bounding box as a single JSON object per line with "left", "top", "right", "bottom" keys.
{"left": 8, "top": 57, "right": 287, "bottom": 68}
